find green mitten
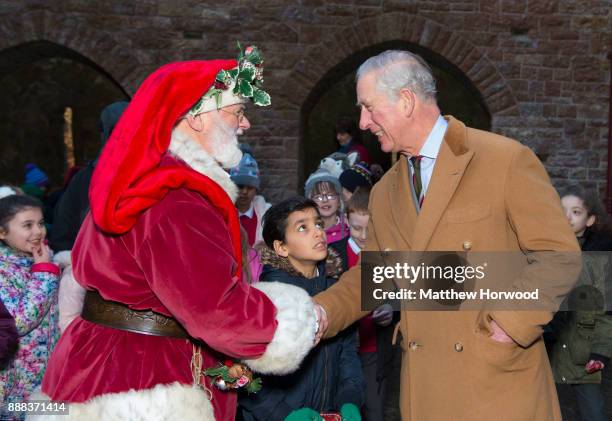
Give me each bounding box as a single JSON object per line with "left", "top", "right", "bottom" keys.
{"left": 340, "top": 403, "right": 361, "bottom": 421}
{"left": 284, "top": 407, "right": 324, "bottom": 421}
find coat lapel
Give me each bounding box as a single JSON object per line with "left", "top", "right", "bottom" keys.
{"left": 389, "top": 158, "right": 417, "bottom": 249}
{"left": 411, "top": 116, "right": 474, "bottom": 250}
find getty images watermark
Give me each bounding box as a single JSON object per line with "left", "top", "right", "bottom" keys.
{"left": 361, "top": 251, "right": 609, "bottom": 311}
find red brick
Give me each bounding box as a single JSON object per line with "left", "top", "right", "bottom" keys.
{"left": 537, "top": 68, "right": 554, "bottom": 81}
{"left": 383, "top": 0, "right": 418, "bottom": 13}
{"left": 528, "top": 0, "right": 559, "bottom": 14}
{"left": 419, "top": 19, "right": 442, "bottom": 49}
{"left": 554, "top": 68, "right": 572, "bottom": 81}
{"left": 501, "top": 0, "right": 526, "bottom": 13}
{"left": 550, "top": 29, "right": 580, "bottom": 41}
{"left": 479, "top": 0, "right": 498, "bottom": 14}
{"left": 538, "top": 15, "right": 570, "bottom": 29}
{"left": 451, "top": 2, "right": 477, "bottom": 12}
{"left": 557, "top": 104, "right": 577, "bottom": 118}
{"left": 572, "top": 57, "right": 606, "bottom": 83}
{"left": 404, "top": 16, "right": 426, "bottom": 44}
{"left": 543, "top": 104, "right": 558, "bottom": 117}
{"left": 0, "top": 0, "right": 610, "bottom": 201}
{"left": 544, "top": 81, "right": 562, "bottom": 97}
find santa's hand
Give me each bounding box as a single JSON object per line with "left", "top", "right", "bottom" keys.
{"left": 313, "top": 302, "right": 328, "bottom": 346}
{"left": 372, "top": 304, "right": 393, "bottom": 327}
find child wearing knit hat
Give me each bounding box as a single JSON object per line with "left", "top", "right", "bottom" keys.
{"left": 21, "top": 164, "right": 50, "bottom": 201}
{"left": 339, "top": 162, "right": 372, "bottom": 203}
{"left": 24, "top": 163, "right": 49, "bottom": 188}
{"left": 304, "top": 168, "right": 348, "bottom": 245}
{"left": 229, "top": 149, "right": 271, "bottom": 247}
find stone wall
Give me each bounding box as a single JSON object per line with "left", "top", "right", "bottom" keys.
{"left": 0, "top": 0, "right": 609, "bottom": 201}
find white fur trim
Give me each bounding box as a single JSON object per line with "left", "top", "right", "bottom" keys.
{"left": 0, "top": 186, "right": 17, "bottom": 199}
{"left": 243, "top": 282, "right": 316, "bottom": 375}
{"left": 27, "top": 382, "right": 214, "bottom": 421}
{"left": 52, "top": 250, "right": 72, "bottom": 269}
{"left": 168, "top": 130, "right": 238, "bottom": 202}
{"left": 58, "top": 266, "right": 86, "bottom": 333}
{"left": 190, "top": 78, "right": 247, "bottom": 115}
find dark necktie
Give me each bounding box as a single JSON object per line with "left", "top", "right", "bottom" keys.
{"left": 410, "top": 155, "right": 424, "bottom": 207}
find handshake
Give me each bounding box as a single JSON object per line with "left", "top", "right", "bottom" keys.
{"left": 312, "top": 302, "right": 393, "bottom": 345}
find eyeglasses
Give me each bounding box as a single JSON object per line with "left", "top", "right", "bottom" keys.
{"left": 220, "top": 107, "right": 246, "bottom": 123}
{"left": 312, "top": 194, "right": 339, "bottom": 202}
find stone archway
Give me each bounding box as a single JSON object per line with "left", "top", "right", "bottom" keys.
{"left": 301, "top": 40, "right": 496, "bottom": 178}
{"left": 277, "top": 12, "right": 519, "bottom": 189}
{"left": 0, "top": 40, "right": 130, "bottom": 187}
{"left": 0, "top": 9, "right": 143, "bottom": 94}
{"left": 0, "top": 9, "right": 144, "bottom": 187}
{"left": 286, "top": 13, "right": 518, "bottom": 115}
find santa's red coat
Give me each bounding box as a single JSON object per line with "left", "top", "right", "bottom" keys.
{"left": 42, "top": 156, "right": 278, "bottom": 421}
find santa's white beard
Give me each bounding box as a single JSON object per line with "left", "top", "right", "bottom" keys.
{"left": 168, "top": 128, "right": 239, "bottom": 202}
{"left": 208, "top": 114, "right": 242, "bottom": 168}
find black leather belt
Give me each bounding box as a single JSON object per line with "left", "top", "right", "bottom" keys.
{"left": 81, "top": 290, "right": 189, "bottom": 339}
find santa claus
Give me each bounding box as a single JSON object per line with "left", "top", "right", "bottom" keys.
{"left": 37, "top": 45, "right": 317, "bottom": 420}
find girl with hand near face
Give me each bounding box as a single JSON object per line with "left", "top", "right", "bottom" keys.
{"left": 0, "top": 195, "right": 60, "bottom": 420}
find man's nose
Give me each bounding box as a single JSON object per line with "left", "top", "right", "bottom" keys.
{"left": 240, "top": 115, "right": 251, "bottom": 131}
{"left": 359, "top": 108, "right": 371, "bottom": 130}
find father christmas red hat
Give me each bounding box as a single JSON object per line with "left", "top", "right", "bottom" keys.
{"left": 90, "top": 46, "right": 269, "bottom": 276}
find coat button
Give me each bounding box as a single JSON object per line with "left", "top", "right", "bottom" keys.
{"left": 462, "top": 241, "right": 472, "bottom": 251}
{"left": 562, "top": 344, "right": 567, "bottom": 349}
{"left": 454, "top": 342, "right": 463, "bottom": 352}
{"left": 408, "top": 341, "right": 419, "bottom": 350}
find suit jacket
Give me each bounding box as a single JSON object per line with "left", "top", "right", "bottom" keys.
{"left": 315, "top": 116, "right": 580, "bottom": 421}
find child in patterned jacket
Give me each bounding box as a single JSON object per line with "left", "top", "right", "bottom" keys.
{"left": 0, "top": 195, "right": 60, "bottom": 421}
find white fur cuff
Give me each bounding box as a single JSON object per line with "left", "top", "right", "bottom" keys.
{"left": 243, "top": 282, "right": 316, "bottom": 375}
{"left": 52, "top": 250, "right": 72, "bottom": 269}
{"left": 27, "top": 383, "right": 214, "bottom": 421}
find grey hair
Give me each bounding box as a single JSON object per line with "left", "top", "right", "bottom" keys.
{"left": 356, "top": 50, "right": 437, "bottom": 102}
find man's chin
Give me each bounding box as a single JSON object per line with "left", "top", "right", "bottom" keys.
{"left": 216, "top": 148, "right": 242, "bottom": 169}
{"left": 221, "top": 156, "right": 241, "bottom": 169}
{"left": 379, "top": 140, "right": 393, "bottom": 153}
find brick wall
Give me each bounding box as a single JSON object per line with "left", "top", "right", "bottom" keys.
{"left": 0, "top": 0, "right": 609, "bottom": 201}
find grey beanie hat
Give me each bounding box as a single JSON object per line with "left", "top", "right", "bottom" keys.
{"left": 304, "top": 167, "right": 342, "bottom": 198}
{"left": 229, "top": 152, "right": 260, "bottom": 189}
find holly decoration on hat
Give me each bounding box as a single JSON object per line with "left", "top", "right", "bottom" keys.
{"left": 200, "top": 42, "right": 271, "bottom": 110}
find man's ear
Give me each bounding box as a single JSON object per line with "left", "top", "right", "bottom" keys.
{"left": 185, "top": 113, "right": 204, "bottom": 132}
{"left": 399, "top": 88, "right": 416, "bottom": 118}
{"left": 273, "top": 239, "right": 289, "bottom": 258}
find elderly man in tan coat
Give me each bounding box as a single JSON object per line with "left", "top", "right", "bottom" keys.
{"left": 313, "top": 50, "right": 580, "bottom": 421}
